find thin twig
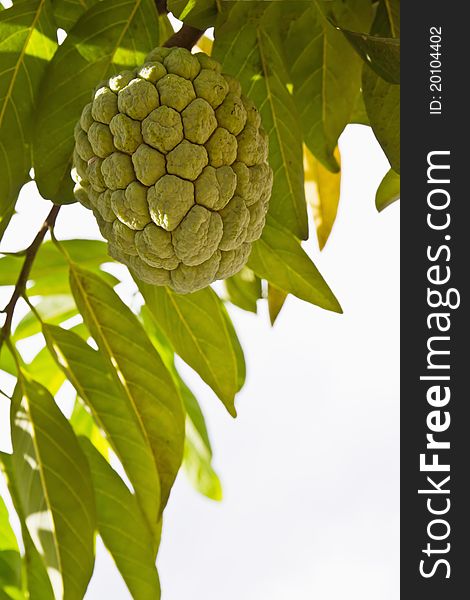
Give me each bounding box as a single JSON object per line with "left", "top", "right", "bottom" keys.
{"left": 0, "top": 389, "right": 12, "bottom": 400}
{"left": 0, "top": 205, "right": 60, "bottom": 345}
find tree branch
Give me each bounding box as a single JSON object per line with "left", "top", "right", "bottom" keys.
{"left": 155, "top": 0, "right": 168, "bottom": 15}
{"left": 0, "top": 204, "right": 61, "bottom": 344}
{"left": 156, "top": 0, "right": 204, "bottom": 51}
{"left": 163, "top": 24, "right": 204, "bottom": 50}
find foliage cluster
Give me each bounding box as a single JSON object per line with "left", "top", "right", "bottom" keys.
{"left": 0, "top": 1, "right": 399, "bottom": 598}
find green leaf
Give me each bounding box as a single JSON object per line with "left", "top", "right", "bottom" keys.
{"left": 25, "top": 345, "right": 66, "bottom": 395}
{"left": 29, "top": 269, "right": 119, "bottom": 297}
{"left": 0, "top": 239, "right": 114, "bottom": 288}
{"left": 0, "top": 206, "right": 15, "bottom": 244}
{"left": 285, "top": 0, "right": 372, "bottom": 171}
{"left": 179, "top": 376, "right": 212, "bottom": 453}
{"left": 361, "top": 0, "right": 400, "bottom": 172}
{"left": 19, "top": 532, "right": 54, "bottom": 600}
{"left": 79, "top": 438, "right": 161, "bottom": 600}
{"left": 248, "top": 219, "right": 342, "bottom": 313}
{"left": 184, "top": 420, "right": 222, "bottom": 502}
{"left": 362, "top": 67, "right": 400, "bottom": 173}
{"left": 143, "top": 311, "right": 218, "bottom": 458}
{"left": 2, "top": 322, "right": 77, "bottom": 392}
{"left": 33, "top": 0, "right": 159, "bottom": 203}
{"left": 69, "top": 398, "right": 110, "bottom": 459}
{"left": 69, "top": 265, "right": 185, "bottom": 508}
{"left": 140, "top": 311, "right": 212, "bottom": 449}
{"left": 0, "top": 452, "right": 55, "bottom": 600}
{"left": 375, "top": 168, "right": 400, "bottom": 212}
{"left": 158, "top": 12, "right": 174, "bottom": 44}
{"left": 213, "top": 2, "right": 308, "bottom": 239}
{"left": 168, "top": 0, "right": 218, "bottom": 29}
{"left": 10, "top": 378, "right": 95, "bottom": 600}
{"left": 383, "top": 0, "right": 400, "bottom": 37}
{"left": 1, "top": 239, "right": 110, "bottom": 284}
{"left": 267, "top": 283, "right": 287, "bottom": 326}
{"left": 220, "top": 288, "right": 246, "bottom": 392}
{"left": 350, "top": 90, "right": 369, "bottom": 125}
{"left": 140, "top": 313, "right": 222, "bottom": 501}
{"left": 224, "top": 268, "right": 261, "bottom": 314}
{"left": 13, "top": 295, "right": 77, "bottom": 340}
{"left": 0, "top": 495, "right": 22, "bottom": 600}
{"left": 0, "top": 0, "right": 57, "bottom": 220}
{"left": 43, "top": 323, "right": 162, "bottom": 537}
{"left": 336, "top": 26, "right": 400, "bottom": 84}
{"left": 51, "top": 0, "right": 99, "bottom": 31}
{"left": 139, "top": 283, "right": 244, "bottom": 417}
{"left": 0, "top": 345, "right": 16, "bottom": 377}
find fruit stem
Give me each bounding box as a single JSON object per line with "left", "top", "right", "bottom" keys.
{"left": 163, "top": 24, "right": 205, "bottom": 50}
{"left": 156, "top": 0, "right": 204, "bottom": 50}
{"left": 155, "top": 0, "right": 168, "bottom": 15}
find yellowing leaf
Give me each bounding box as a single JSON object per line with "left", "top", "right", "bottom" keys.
{"left": 304, "top": 145, "right": 341, "bottom": 250}
{"left": 267, "top": 283, "right": 287, "bottom": 326}
{"left": 196, "top": 35, "right": 213, "bottom": 55}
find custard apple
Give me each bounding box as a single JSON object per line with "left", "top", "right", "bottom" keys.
{"left": 72, "top": 47, "right": 273, "bottom": 294}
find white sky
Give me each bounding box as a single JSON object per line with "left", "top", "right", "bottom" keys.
{"left": 0, "top": 124, "right": 399, "bottom": 600}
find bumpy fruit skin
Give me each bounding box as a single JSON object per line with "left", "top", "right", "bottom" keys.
{"left": 72, "top": 47, "right": 273, "bottom": 293}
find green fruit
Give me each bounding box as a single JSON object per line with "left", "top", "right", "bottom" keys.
{"left": 72, "top": 47, "right": 273, "bottom": 293}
